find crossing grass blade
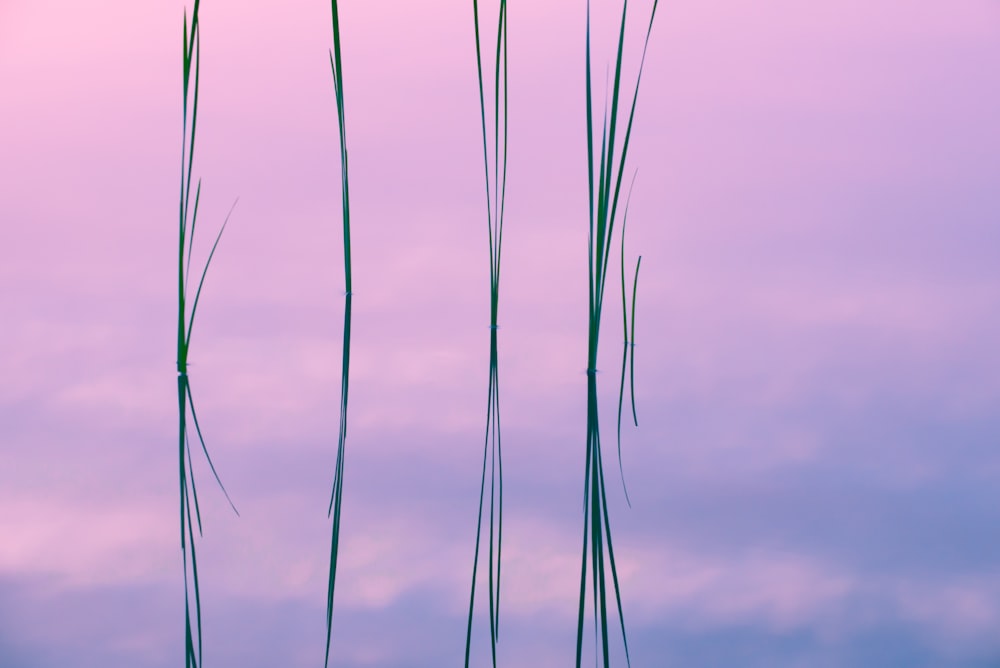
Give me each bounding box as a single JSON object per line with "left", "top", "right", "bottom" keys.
{"left": 177, "top": 3, "right": 238, "bottom": 667}
{"left": 577, "top": 1, "right": 659, "bottom": 666}
{"left": 323, "top": 1, "right": 354, "bottom": 666}
{"left": 465, "top": 2, "right": 508, "bottom": 666}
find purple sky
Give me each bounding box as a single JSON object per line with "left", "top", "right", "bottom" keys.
{"left": 2, "top": 0, "right": 1000, "bottom": 666}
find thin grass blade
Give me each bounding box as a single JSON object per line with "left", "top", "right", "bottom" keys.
{"left": 323, "top": 3, "right": 355, "bottom": 666}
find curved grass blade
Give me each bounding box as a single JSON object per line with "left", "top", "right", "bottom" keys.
{"left": 628, "top": 256, "right": 640, "bottom": 428}
{"left": 324, "top": 292, "right": 351, "bottom": 668}
{"left": 465, "top": 333, "right": 503, "bottom": 667}
{"left": 615, "top": 172, "right": 639, "bottom": 507}
{"left": 323, "top": 2, "right": 354, "bottom": 666}
{"left": 185, "top": 198, "right": 239, "bottom": 353}
{"left": 615, "top": 343, "right": 631, "bottom": 506}
{"left": 578, "top": 1, "right": 660, "bottom": 666}
{"left": 466, "top": 1, "right": 508, "bottom": 666}
{"left": 186, "top": 380, "right": 239, "bottom": 516}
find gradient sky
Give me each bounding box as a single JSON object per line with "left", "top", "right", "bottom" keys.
{"left": 2, "top": 1, "right": 1000, "bottom": 666}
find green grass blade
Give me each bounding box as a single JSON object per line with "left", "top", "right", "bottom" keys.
{"left": 604, "top": 1, "right": 660, "bottom": 242}
{"left": 186, "top": 492, "right": 203, "bottom": 668}
{"left": 493, "top": 356, "right": 504, "bottom": 639}
{"left": 324, "top": 3, "right": 354, "bottom": 665}
{"left": 186, "top": 380, "right": 239, "bottom": 516}
{"left": 324, "top": 292, "right": 350, "bottom": 663}
{"left": 324, "top": 276, "right": 353, "bottom": 668}
{"left": 598, "top": 0, "right": 631, "bottom": 232}
{"left": 185, "top": 198, "right": 238, "bottom": 353}
{"left": 494, "top": 2, "right": 509, "bottom": 292}
{"left": 328, "top": 0, "right": 352, "bottom": 293}
{"left": 184, "top": 179, "right": 203, "bottom": 301}
{"left": 574, "top": 445, "right": 591, "bottom": 666}
{"left": 615, "top": 342, "right": 632, "bottom": 509}
{"left": 182, "top": 23, "right": 200, "bottom": 238}
{"left": 178, "top": 376, "right": 188, "bottom": 548}
{"left": 585, "top": 0, "right": 596, "bottom": 324}
{"left": 597, "top": 442, "right": 631, "bottom": 667}
{"left": 628, "top": 256, "right": 640, "bottom": 427}
{"left": 615, "top": 172, "right": 638, "bottom": 506}
{"left": 186, "top": 433, "right": 204, "bottom": 536}
{"left": 464, "top": 385, "right": 493, "bottom": 667}
{"left": 471, "top": 0, "right": 494, "bottom": 265}
{"left": 618, "top": 171, "right": 637, "bottom": 339}
{"left": 327, "top": 292, "right": 353, "bottom": 516}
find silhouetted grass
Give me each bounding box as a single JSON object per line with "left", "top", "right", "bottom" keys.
{"left": 465, "top": 1, "right": 508, "bottom": 667}
{"left": 577, "top": 1, "right": 659, "bottom": 666}
{"left": 177, "top": 2, "right": 238, "bottom": 666}
{"left": 323, "top": 1, "right": 354, "bottom": 666}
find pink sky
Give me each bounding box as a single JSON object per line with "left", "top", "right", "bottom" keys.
{"left": 2, "top": 1, "right": 1000, "bottom": 665}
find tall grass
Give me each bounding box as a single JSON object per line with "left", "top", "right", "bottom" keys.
{"left": 578, "top": 1, "right": 659, "bottom": 666}
{"left": 177, "top": 2, "right": 238, "bottom": 666}
{"left": 465, "top": 1, "right": 508, "bottom": 666}
{"left": 323, "top": 1, "right": 353, "bottom": 666}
